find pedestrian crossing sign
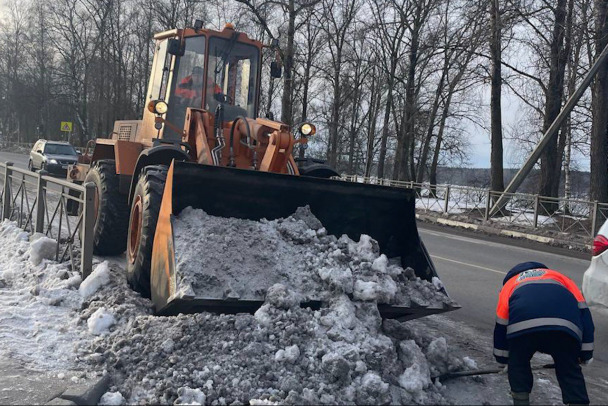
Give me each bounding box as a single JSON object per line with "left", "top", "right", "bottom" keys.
{"left": 61, "top": 121, "right": 73, "bottom": 132}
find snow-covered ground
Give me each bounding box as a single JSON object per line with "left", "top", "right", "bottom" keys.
{"left": 0, "top": 216, "right": 566, "bottom": 405}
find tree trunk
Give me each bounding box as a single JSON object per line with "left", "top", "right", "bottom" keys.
{"left": 280, "top": 0, "right": 295, "bottom": 127}
{"left": 489, "top": 0, "right": 504, "bottom": 195}
{"left": 377, "top": 69, "right": 395, "bottom": 178}
{"left": 539, "top": 0, "right": 568, "bottom": 203}
{"left": 417, "top": 60, "right": 448, "bottom": 183}
{"left": 365, "top": 71, "right": 382, "bottom": 177}
{"left": 591, "top": 0, "right": 608, "bottom": 203}
{"left": 395, "top": 27, "right": 420, "bottom": 181}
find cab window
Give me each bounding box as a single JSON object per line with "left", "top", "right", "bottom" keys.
{"left": 207, "top": 36, "right": 259, "bottom": 121}
{"left": 165, "top": 35, "right": 206, "bottom": 138}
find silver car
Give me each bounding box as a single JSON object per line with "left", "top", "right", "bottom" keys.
{"left": 29, "top": 140, "right": 79, "bottom": 176}
{"left": 583, "top": 219, "right": 608, "bottom": 307}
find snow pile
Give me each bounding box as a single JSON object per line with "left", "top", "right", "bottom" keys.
{"left": 79, "top": 282, "right": 470, "bottom": 405}
{"left": 0, "top": 220, "right": 152, "bottom": 371}
{"left": 0, "top": 221, "right": 83, "bottom": 369}
{"left": 0, "top": 208, "right": 470, "bottom": 406}
{"left": 172, "top": 206, "right": 455, "bottom": 310}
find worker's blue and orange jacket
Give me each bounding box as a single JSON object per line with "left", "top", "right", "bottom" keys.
{"left": 493, "top": 262, "right": 594, "bottom": 364}
{"left": 176, "top": 76, "right": 222, "bottom": 100}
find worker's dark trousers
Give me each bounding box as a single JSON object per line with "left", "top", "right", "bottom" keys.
{"left": 508, "top": 331, "right": 589, "bottom": 405}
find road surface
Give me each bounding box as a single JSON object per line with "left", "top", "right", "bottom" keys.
{"left": 420, "top": 223, "right": 608, "bottom": 403}
{"left": 0, "top": 150, "right": 29, "bottom": 169}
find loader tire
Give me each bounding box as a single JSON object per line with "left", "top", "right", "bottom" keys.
{"left": 126, "top": 165, "right": 167, "bottom": 298}
{"left": 84, "top": 160, "right": 130, "bottom": 255}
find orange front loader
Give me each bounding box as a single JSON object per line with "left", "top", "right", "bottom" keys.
{"left": 68, "top": 22, "right": 456, "bottom": 320}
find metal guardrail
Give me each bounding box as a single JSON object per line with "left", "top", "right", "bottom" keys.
{"left": 341, "top": 175, "right": 608, "bottom": 240}
{"left": 0, "top": 162, "right": 95, "bottom": 278}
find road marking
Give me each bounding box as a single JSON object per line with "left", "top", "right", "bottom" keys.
{"left": 420, "top": 228, "right": 588, "bottom": 264}
{"left": 431, "top": 255, "right": 507, "bottom": 275}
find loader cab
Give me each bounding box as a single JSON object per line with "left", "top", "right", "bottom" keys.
{"left": 141, "top": 25, "right": 262, "bottom": 143}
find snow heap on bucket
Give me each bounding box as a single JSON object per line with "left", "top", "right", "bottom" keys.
{"left": 172, "top": 205, "right": 455, "bottom": 309}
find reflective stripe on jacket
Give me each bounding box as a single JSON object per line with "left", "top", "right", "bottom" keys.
{"left": 493, "top": 268, "right": 594, "bottom": 364}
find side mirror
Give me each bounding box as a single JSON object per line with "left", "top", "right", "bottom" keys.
{"left": 37, "top": 150, "right": 42, "bottom": 154}
{"left": 270, "top": 61, "right": 282, "bottom": 79}
{"left": 167, "top": 38, "right": 185, "bottom": 56}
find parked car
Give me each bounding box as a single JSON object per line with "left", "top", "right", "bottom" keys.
{"left": 29, "top": 140, "right": 79, "bottom": 177}
{"left": 582, "top": 219, "right": 608, "bottom": 307}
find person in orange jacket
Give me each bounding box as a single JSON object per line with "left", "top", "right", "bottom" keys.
{"left": 175, "top": 66, "right": 223, "bottom": 108}
{"left": 494, "top": 262, "right": 594, "bottom": 405}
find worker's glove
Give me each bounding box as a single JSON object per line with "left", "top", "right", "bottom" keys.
{"left": 579, "top": 358, "right": 593, "bottom": 366}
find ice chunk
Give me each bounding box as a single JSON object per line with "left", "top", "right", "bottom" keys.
{"left": 87, "top": 307, "right": 115, "bottom": 335}
{"left": 432, "top": 276, "right": 444, "bottom": 291}
{"left": 249, "top": 400, "right": 280, "bottom": 405}
{"left": 175, "top": 387, "right": 206, "bottom": 405}
{"left": 399, "top": 363, "right": 431, "bottom": 393}
{"left": 348, "top": 234, "right": 379, "bottom": 262}
{"left": 353, "top": 277, "right": 397, "bottom": 303}
{"left": 372, "top": 255, "right": 388, "bottom": 273}
{"left": 353, "top": 280, "right": 379, "bottom": 301}
{"left": 463, "top": 356, "right": 477, "bottom": 370}
{"left": 275, "top": 345, "right": 300, "bottom": 363}
{"left": 29, "top": 235, "right": 57, "bottom": 266}
{"left": 398, "top": 340, "right": 431, "bottom": 393}
{"left": 99, "top": 391, "right": 126, "bottom": 405}
{"left": 160, "top": 338, "right": 175, "bottom": 353}
{"left": 79, "top": 261, "right": 111, "bottom": 298}
{"left": 318, "top": 267, "right": 354, "bottom": 293}
{"left": 265, "top": 284, "right": 300, "bottom": 309}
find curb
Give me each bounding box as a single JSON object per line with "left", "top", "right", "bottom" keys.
{"left": 416, "top": 213, "right": 591, "bottom": 252}
{"left": 46, "top": 375, "right": 110, "bottom": 406}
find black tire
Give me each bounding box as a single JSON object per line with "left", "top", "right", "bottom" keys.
{"left": 126, "top": 165, "right": 167, "bottom": 298}
{"left": 28, "top": 160, "right": 35, "bottom": 172}
{"left": 84, "top": 160, "right": 130, "bottom": 255}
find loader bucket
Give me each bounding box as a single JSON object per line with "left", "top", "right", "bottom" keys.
{"left": 151, "top": 161, "right": 459, "bottom": 321}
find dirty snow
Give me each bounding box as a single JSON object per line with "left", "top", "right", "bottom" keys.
{"left": 172, "top": 205, "right": 454, "bottom": 310}
{"left": 0, "top": 214, "right": 567, "bottom": 405}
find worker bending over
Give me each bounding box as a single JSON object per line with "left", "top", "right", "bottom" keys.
{"left": 493, "top": 261, "right": 594, "bottom": 405}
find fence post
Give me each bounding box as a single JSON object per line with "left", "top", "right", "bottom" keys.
{"left": 81, "top": 182, "right": 96, "bottom": 279}
{"left": 444, "top": 185, "right": 451, "bottom": 214}
{"left": 35, "top": 171, "right": 47, "bottom": 233}
{"left": 591, "top": 200, "right": 599, "bottom": 237}
{"left": 485, "top": 190, "right": 492, "bottom": 221}
{"left": 2, "top": 162, "right": 13, "bottom": 220}
{"left": 533, "top": 195, "right": 540, "bottom": 228}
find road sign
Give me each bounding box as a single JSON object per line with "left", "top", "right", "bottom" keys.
{"left": 61, "top": 121, "right": 73, "bottom": 132}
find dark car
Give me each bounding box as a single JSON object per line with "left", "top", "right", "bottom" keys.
{"left": 29, "top": 140, "right": 79, "bottom": 176}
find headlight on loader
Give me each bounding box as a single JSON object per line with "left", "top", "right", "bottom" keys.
{"left": 299, "top": 123, "right": 316, "bottom": 137}
{"left": 148, "top": 100, "right": 168, "bottom": 115}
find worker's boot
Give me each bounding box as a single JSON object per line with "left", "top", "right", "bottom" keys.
{"left": 511, "top": 392, "right": 530, "bottom": 406}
